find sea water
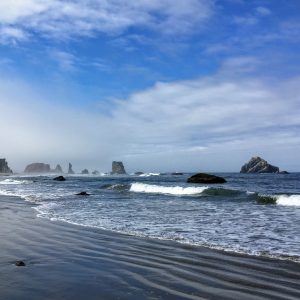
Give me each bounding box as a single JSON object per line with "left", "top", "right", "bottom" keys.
{"left": 0, "top": 173, "right": 299, "bottom": 261}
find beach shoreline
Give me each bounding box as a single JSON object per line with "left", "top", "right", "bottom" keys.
{"left": 1, "top": 195, "right": 300, "bottom": 300}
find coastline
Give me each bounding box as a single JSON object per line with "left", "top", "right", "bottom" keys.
{"left": 1, "top": 195, "right": 300, "bottom": 300}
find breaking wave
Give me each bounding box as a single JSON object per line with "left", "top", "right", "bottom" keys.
{"left": 276, "top": 194, "right": 300, "bottom": 206}
{"left": 129, "top": 183, "right": 208, "bottom": 195}
{"left": 0, "top": 179, "right": 32, "bottom": 185}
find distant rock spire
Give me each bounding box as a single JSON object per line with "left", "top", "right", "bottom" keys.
{"left": 111, "top": 161, "right": 126, "bottom": 174}
{"left": 68, "top": 163, "right": 75, "bottom": 174}
{"left": 0, "top": 158, "right": 12, "bottom": 174}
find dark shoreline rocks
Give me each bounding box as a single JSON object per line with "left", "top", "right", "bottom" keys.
{"left": 187, "top": 173, "right": 226, "bottom": 184}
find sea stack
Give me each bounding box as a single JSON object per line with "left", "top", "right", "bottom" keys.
{"left": 24, "top": 163, "right": 51, "bottom": 173}
{"left": 81, "top": 169, "right": 89, "bottom": 174}
{"left": 111, "top": 161, "right": 126, "bottom": 175}
{"left": 240, "top": 157, "right": 280, "bottom": 173}
{"left": 0, "top": 158, "right": 13, "bottom": 174}
{"left": 68, "top": 163, "right": 75, "bottom": 174}
{"left": 53, "top": 164, "right": 63, "bottom": 173}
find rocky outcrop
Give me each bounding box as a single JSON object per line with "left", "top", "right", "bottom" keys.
{"left": 68, "top": 163, "right": 75, "bottom": 174}
{"left": 24, "top": 163, "right": 50, "bottom": 173}
{"left": 53, "top": 164, "right": 63, "bottom": 173}
{"left": 187, "top": 173, "right": 226, "bottom": 184}
{"left": 53, "top": 176, "right": 66, "bottom": 181}
{"left": 75, "top": 191, "right": 90, "bottom": 196}
{"left": 81, "top": 169, "right": 89, "bottom": 174}
{"left": 134, "top": 171, "right": 144, "bottom": 176}
{"left": 172, "top": 172, "right": 183, "bottom": 175}
{"left": 240, "top": 157, "right": 280, "bottom": 173}
{"left": 0, "top": 158, "right": 12, "bottom": 174}
{"left": 92, "top": 170, "right": 99, "bottom": 175}
{"left": 111, "top": 161, "right": 126, "bottom": 174}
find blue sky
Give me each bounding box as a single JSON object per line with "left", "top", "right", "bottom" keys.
{"left": 0, "top": 0, "right": 300, "bottom": 172}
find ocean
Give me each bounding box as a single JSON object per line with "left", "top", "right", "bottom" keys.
{"left": 1, "top": 172, "right": 299, "bottom": 262}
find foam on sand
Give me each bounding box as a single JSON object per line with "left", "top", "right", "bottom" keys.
{"left": 130, "top": 183, "right": 208, "bottom": 195}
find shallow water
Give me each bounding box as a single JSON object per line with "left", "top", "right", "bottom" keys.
{"left": 0, "top": 173, "right": 300, "bottom": 261}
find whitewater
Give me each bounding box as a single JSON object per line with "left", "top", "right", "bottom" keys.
{"left": 0, "top": 172, "right": 300, "bottom": 261}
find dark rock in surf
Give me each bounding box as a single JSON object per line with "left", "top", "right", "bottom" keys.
{"left": 24, "top": 163, "right": 50, "bottom": 173}
{"left": 92, "top": 170, "right": 99, "bottom": 175}
{"left": 187, "top": 173, "right": 226, "bottom": 184}
{"left": 81, "top": 169, "right": 89, "bottom": 174}
{"left": 53, "top": 176, "right": 66, "bottom": 181}
{"left": 68, "top": 163, "right": 75, "bottom": 174}
{"left": 0, "top": 158, "right": 13, "bottom": 174}
{"left": 172, "top": 172, "right": 183, "bottom": 175}
{"left": 111, "top": 161, "right": 126, "bottom": 175}
{"left": 240, "top": 157, "right": 279, "bottom": 173}
{"left": 278, "top": 171, "right": 289, "bottom": 174}
{"left": 75, "top": 191, "right": 90, "bottom": 196}
{"left": 134, "top": 171, "right": 144, "bottom": 175}
{"left": 15, "top": 260, "right": 26, "bottom": 267}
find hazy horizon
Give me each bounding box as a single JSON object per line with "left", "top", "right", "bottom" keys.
{"left": 1, "top": 1, "right": 299, "bottom": 173}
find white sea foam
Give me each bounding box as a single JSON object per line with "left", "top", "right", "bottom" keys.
{"left": 130, "top": 183, "right": 208, "bottom": 195}
{"left": 0, "top": 179, "right": 32, "bottom": 185}
{"left": 276, "top": 195, "right": 300, "bottom": 207}
{"left": 139, "top": 173, "right": 161, "bottom": 177}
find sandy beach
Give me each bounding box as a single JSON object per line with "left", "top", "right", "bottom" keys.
{"left": 0, "top": 195, "right": 299, "bottom": 299}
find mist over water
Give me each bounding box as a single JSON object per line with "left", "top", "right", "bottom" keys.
{"left": 0, "top": 173, "right": 300, "bottom": 261}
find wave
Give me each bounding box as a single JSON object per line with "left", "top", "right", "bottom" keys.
{"left": 255, "top": 194, "right": 300, "bottom": 206}
{"left": 276, "top": 194, "right": 300, "bottom": 206}
{"left": 130, "top": 183, "right": 208, "bottom": 196}
{"left": 0, "top": 179, "right": 32, "bottom": 185}
{"left": 138, "top": 173, "right": 161, "bottom": 177}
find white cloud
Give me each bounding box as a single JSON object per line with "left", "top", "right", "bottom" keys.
{"left": 1, "top": 57, "right": 299, "bottom": 172}
{"left": 256, "top": 6, "right": 271, "bottom": 17}
{"left": 0, "top": 0, "right": 214, "bottom": 44}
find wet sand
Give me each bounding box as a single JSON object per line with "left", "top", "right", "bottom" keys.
{"left": 0, "top": 195, "right": 299, "bottom": 300}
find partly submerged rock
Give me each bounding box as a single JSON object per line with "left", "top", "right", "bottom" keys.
{"left": 240, "top": 157, "right": 279, "bottom": 173}
{"left": 68, "top": 163, "right": 75, "bottom": 174}
{"left": 81, "top": 169, "right": 89, "bottom": 174}
{"left": 134, "top": 171, "right": 144, "bottom": 176}
{"left": 24, "top": 163, "right": 50, "bottom": 173}
{"left": 0, "top": 158, "right": 12, "bottom": 174}
{"left": 75, "top": 191, "right": 90, "bottom": 196}
{"left": 15, "top": 260, "right": 26, "bottom": 267}
{"left": 279, "top": 170, "right": 289, "bottom": 174}
{"left": 92, "top": 170, "right": 99, "bottom": 175}
{"left": 111, "top": 161, "right": 126, "bottom": 174}
{"left": 172, "top": 172, "right": 183, "bottom": 175}
{"left": 53, "top": 176, "right": 66, "bottom": 181}
{"left": 187, "top": 173, "right": 226, "bottom": 184}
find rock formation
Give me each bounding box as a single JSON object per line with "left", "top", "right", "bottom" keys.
{"left": 53, "top": 164, "right": 63, "bottom": 173}
{"left": 53, "top": 176, "right": 66, "bottom": 181}
{"left": 92, "top": 170, "right": 99, "bottom": 175}
{"left": 68, "top": 163, "right": 75, "bottom": 174}
{"left": 81, "top": 169, "right": 89, "bottom": 174}
{"left": 75, "top": 191, "right": 90, "bottom": 196}
{"left": 24, "top": 163, "right": 50, "bottom": 173}
{"left": 240, "top": 157, "right": 280, "bottom": 173}
{"left": 0, "top": 158, "right": 12, "bottom": 174}
{"left": 187, "top": 173, "right": 226, "bottom": 184}
{"left": 111, "top": 161, "right": 126, "bottom": 174}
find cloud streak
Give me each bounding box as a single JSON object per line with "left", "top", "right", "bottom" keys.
{"left": 0, "top": 0, "right": 214, "bottom": 44}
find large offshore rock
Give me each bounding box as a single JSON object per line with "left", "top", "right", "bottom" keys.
{"left": 68, "top": 163, "right": 75, "bottom": 174}
{"left": 187, "top": 173, "right": 226, "bottom": 184}
{"left": 111, "top": 161, "right": 126, "bottom": 174}
{"left": 24, "top": 163, "right": 50, "bottom": 173}
{"left": 240, "top": 157, "right": 279, "bottom": 173}
{"left": 81, "top": 169, "right": 89, "bottom": 174}
{"left": 0, "top": 158, "right": 12, "bottom": 174}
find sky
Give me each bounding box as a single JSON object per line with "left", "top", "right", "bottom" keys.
{"left": 0, "top": 0, "right": 300, "bottom": 173}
